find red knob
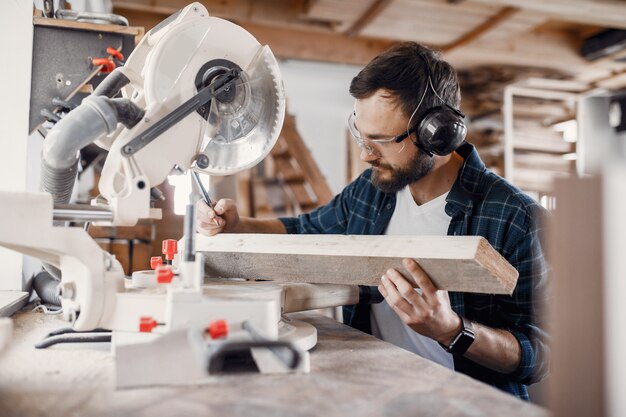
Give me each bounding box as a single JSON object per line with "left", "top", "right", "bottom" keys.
{"left": 156, "top": 265, "right": 174, "bottom": 284}
{"left": 162, "top": 239, "right": 178, "bottom": 261}
{"left": 207, "top": 320, "right": 228, "bottom": 339}
{"left": 150, "top": 256, "right": 163, "bottom": 269}
{"left": 106, "top": 47, "right": 124, "bottom": 61}
{"left": 139, "top": 316, "right": 158, "bottom": 333}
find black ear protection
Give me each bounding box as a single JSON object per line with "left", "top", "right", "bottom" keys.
{"left": 411, "top": 54, "right": 467, "bottom": 157}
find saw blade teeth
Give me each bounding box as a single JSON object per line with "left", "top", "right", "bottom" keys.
{"left": 263, "top": 54, "right": 285, "bottom": 143}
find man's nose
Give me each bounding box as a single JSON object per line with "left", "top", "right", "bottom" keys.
{"left": 359, "top": 149, "right": 378, "bottom": 162}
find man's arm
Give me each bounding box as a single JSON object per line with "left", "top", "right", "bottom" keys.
{"left": 463, "top": 322, "right": 521, "bottom": 374}
{"left": 379, "top": 258, "right": 521, "bottom": 374}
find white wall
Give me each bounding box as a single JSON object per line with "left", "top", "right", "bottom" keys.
{"left": 279, "top": 60, "right": 361, "bottom": 194}
{"left": 0, "top": 3, "right": 35, "bottom": 291}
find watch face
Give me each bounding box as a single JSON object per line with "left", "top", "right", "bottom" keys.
{"left": 448, "top": 317, "right": 475, "bottom": 355}
{"left": 449, "top": 331, "right": 475, "bottom": 355}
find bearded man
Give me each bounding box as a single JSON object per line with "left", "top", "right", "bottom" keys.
{"left": 196, "top": 42, "right": 549, "bottom": 401}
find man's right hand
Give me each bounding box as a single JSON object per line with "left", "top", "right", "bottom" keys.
{"left": 196, "top": 198, "right": 240, "bottom": 236}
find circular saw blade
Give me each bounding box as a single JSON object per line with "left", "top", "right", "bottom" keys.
{"left": 197, "top": 45, "right": 285, "bottom": 176}
{"left": 141, "top": 14, "right": 284, "bottom": 177}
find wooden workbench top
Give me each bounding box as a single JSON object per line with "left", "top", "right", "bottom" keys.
{"left": 0, "top": 309, "right": 548, "bottom": 417}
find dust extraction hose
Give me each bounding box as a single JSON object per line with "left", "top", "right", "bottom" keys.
{"left": 39, "top": 69, "right": 143, "bottom": 279}
{"left": 33, "top": 271, "right": 62, "bottom": 306}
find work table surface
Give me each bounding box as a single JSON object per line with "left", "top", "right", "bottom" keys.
{"left": 0, "top": 308, "right": 548, "bottom": 417}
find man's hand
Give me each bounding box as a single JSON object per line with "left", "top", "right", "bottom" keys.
{"left": 378, "top": 258, "right": 462, "bottom": 345}
{"left": 196, "top": 198, "right": 240, "bottom": 236}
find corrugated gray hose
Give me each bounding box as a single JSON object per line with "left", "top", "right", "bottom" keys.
{"left": 33, "top": 271, "right": 62, "bottom": 306}
{"left": 39, "top": 70, "right": 143, "bottom": 282}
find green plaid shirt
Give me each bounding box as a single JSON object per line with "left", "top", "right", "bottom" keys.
{"left": 279, "top": 142, "right": 549, "bottom": 400}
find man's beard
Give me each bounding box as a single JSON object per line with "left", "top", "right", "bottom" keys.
{"left": 370, "top": 151, "right": 434, "bottom": 193}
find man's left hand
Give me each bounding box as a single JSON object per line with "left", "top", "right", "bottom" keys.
{"left": 378, "top": 258, "right": 462, "bottom": 346}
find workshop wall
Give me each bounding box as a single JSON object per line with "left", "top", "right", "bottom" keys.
{"left": 279, "top": 59, "right": 360, "bottom": 195}
{"left": 0, "top": 2, "right": 37, "bottom": 291}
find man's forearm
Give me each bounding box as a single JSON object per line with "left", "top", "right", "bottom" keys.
{"left": 233, "top": 217, "right": 287, "bottom": 234}
{"left": 463, "top": 322, "right": 521, "bottom": 374}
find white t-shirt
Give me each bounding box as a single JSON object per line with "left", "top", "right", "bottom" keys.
{"left": 370, "top": 185, "right": 454, "bottom": 369}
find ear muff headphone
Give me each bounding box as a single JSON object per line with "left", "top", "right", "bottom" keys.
{"left": 411, "top": 55, "right": 467, "bottom": 157}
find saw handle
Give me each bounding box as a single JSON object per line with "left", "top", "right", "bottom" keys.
{"left": 206, "top": 340, "right": 301, "bottom": 373}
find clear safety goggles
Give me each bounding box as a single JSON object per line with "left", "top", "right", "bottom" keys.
{"left": 347, "top": 109, "right": 416, "bottom": 157}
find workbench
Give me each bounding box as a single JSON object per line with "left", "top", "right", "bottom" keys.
{"left": 0, "top": 308, "right": 548, "bottom": 417}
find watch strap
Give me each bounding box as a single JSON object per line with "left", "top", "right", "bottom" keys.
{"left": 439, "top": 314, "right": 475, "bottom": 355}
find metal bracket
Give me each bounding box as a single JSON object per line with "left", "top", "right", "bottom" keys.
{"left": 121, "top": 68, "right": 241, "bottom": 157}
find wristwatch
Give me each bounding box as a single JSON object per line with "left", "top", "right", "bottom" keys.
{"left": 439, "top": 315, "right": 475, "bottom": 355}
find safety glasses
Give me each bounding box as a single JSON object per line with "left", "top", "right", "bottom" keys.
{"left": 347, "top": 110, "right": 416, "bottom": 157}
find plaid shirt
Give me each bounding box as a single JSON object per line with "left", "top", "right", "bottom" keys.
{"left": 279, "top": 142, "right": 550, "bottom": 400}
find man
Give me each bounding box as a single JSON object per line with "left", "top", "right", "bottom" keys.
{"left": 197, "top": 42, "right": 549, "bottom": 400}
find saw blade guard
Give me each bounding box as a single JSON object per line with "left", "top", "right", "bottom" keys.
{"left": 138, "top": 12, "right": 285, "bottom": 178}
{"left": 96, "top": 7, "right": 286, "bottom": 225}
{"left": 195, "top": 46, "right": 285, "bottom": 175}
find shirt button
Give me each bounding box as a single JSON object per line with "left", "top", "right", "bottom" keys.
{"left": 386, "top": 204, "right": 392, "bottom": 210}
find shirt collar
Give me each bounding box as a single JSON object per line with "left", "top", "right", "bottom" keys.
{"left": 446, "top": 141, "right": 487, "bottom": 215}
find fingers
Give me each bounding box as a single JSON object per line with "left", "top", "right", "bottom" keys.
{"left": 195, "top": 200, "right": 224, "bottom": 236}
{"left": 378, "top": 280, "right": 414, "bottom": 323}
{"left": 379, "top": 262, "right": 457, "bottom": 340}
{"left": 382, "top": 268, "right": 430, "bottom": 312}
{"left": 402, "top": 258, "right": 438, "bottom": 297}
{"left": 196, "top": 200, "right": 223, "bottom": 224}
{"left": 197, "top": 221, "right": 224, "bottom": 236}
{"left": 213, "top": 198, "right": 236, "bottom": 216}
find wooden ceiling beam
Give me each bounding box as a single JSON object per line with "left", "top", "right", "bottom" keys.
{"left": 471, "top": 0, "right": 626, "bottom": 29}
{"left": 114, "top": 6, "right": 396, "bottom": 66}
{"left": 344, "top": 0, "right": 394, "bottom": 38}
{"left": 442, "top": 6, "right": 519, "bottom": 53}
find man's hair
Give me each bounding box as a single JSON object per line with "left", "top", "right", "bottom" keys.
{"left": 349, "top": 42, "right": 461, "bottom": 124}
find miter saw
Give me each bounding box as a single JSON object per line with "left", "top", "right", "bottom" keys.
{"left": 0, "top": 3, "right": 359, "bottom": 388}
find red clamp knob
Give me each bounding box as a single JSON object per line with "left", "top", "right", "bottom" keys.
{"left": 156, "top": 265, "right": 174, "bottom": 284}
{"left": 150, "top": 256, "right": 163, "bottom": 269}
{"left": 106, "top": 47, "right": 124, "bottom": 61}
{"left": 162, "top": 239, "right": 178, "bottom": 261}
{"left": 207, "top": 320, "right": 228, "bottom": 339}
{"left": 91, "top": 57, "right": 116, "bottom": 73}
{"left": 139, "top": 316, "right": 158, "bottom": 333}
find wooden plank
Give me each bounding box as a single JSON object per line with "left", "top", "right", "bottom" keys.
{"left": 548, "top": 176, "right": 604, "bottom": 417}
{"left": 273, "top": 157, "right": 305, "bottom": 184}
{"left": 471, "top": 0, "right": 626, "bottom": 30}
{"left": 110, "top": 240, "right": 131, "bottom": 276}
{"left": 114, "top": 6, "right": 396, "bottom": 66}
{"left": 344, "top": 0, "right": 393, "bottom": 37}
{"left": 442, "top": 6, "right": 520, "bottom": 53}
{"left": 288, "top": 183, "right": 316, "bottom": 208}
{"left": 513, "top": 152, "right": 575, "bottom": 173}
{"left": 304, "top": 0, "right": 377, "bottom": 33}
{"left": 361, "top": 0, "right": 504, "bottom": 45}
{"left": 131, "top": 240, "right": 152, "bottom": 272}
{"left": 197, "top": 234, "right": 519, "bottom": 294}
{"left": 33, "top": 16, "right": 143, "bottom": 36}
{"left": 444, "top": 29, "right": 597, "bottom": 75}
{"left": 88, "top": 221, "right": 154, "bottom": 242}
{"left": 33, "top": 16, "right": 144, "bottom": 44}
